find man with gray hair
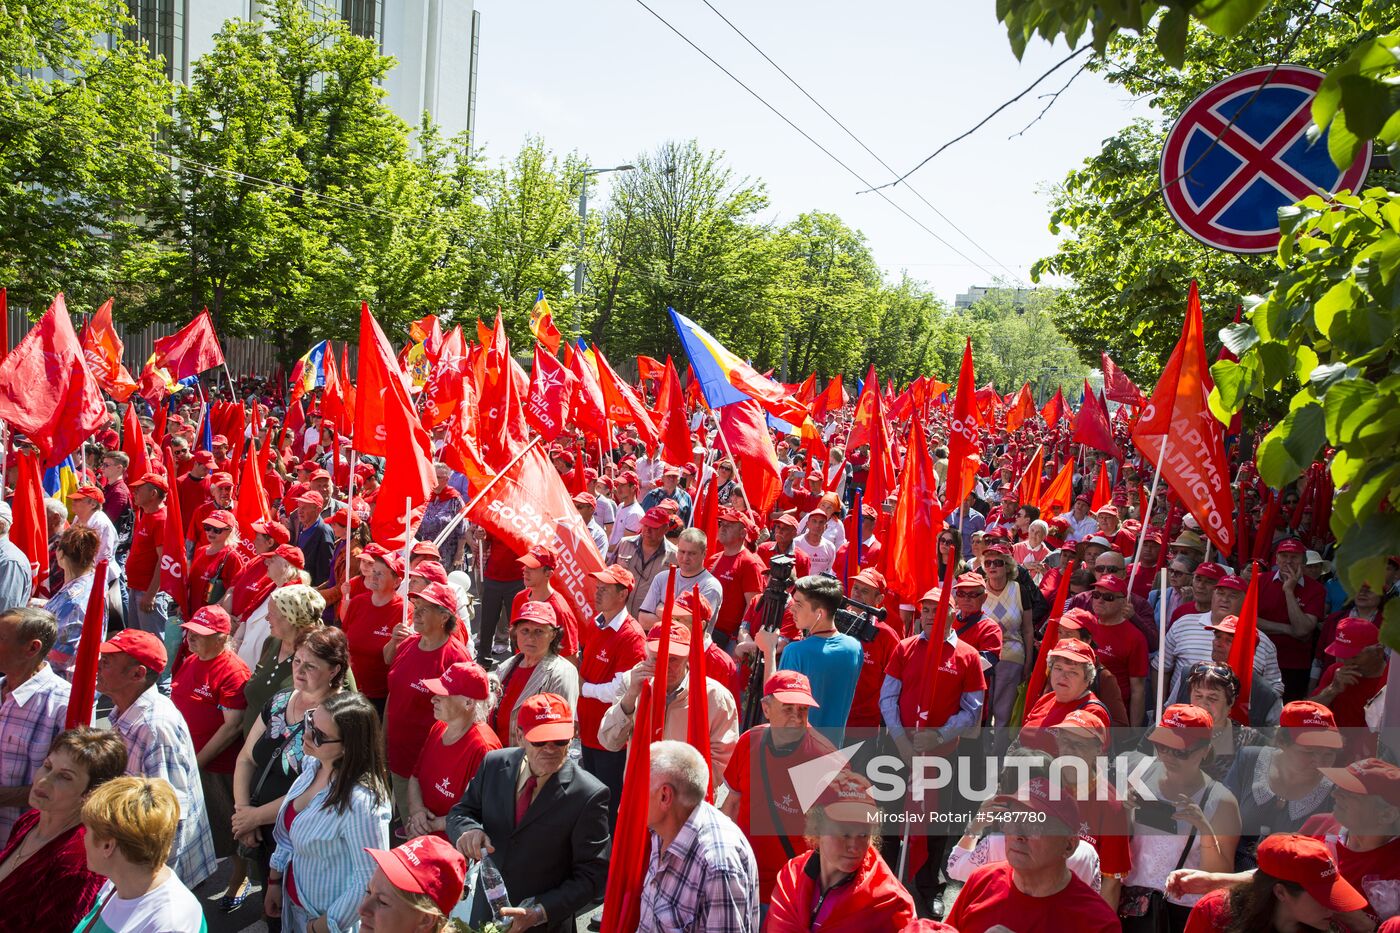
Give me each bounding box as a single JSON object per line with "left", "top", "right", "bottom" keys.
{"left": 639, "top": 740, "right": 758, "bottom": 933}
{"left": 0, "top": 502, "right": 33, "bottom": 613}
{"left": 0, "top": 607, "right": 70, "bottom": 841}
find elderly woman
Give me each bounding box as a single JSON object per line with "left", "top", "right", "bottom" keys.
{"left": 266, "top": 692, "right": 391, "bottom": 933}
{"left": 1013, "top": 518, "right": 1052, "bottom": 584}
{"left": 1019, "top": 638, "right": 1110, "bottom": 753}
{"left": 191, "top": 508, "right": 246, "bottom": 610}
{"left": 767, "top": 771, "right": 914, "bottom": 931}
{"left": 73, "top": 776, "right": 205, "bottom": 930}
{"left": 417, "top": 463, "right": 466, "bottom": 573}
{"left": 343, "top": 551, "right": 406, "bottom": 715}
{"left": 233, "top": 543, "right": 310, "bottom": 669}
{"left": 383, "top": 582, "right": 473, "bottom": 823}
{"left": 491, "top": 601, "right": 580, "bottom": 746}
{"left": 360, "top": 836, "right": 468, "bottom": 933}
{"left": 1179, "top": 661, "right": 1265, "bottom": 781}
{"left": 0, "top": 728, "right": 127, "bottom": 930}
{"left": 235, "top": 626, "right": 349, "bottom": 932}
{"left": 44, "top": 525, "right": 100, "bottom": 677}
{"left": 320, "top": 507, "right": 366, "bottom": 624}
{"left": 405, "top": 660, "right": 502, "bottom": 840}
{"left": 242, "top": 584, "right": 331, "bottom": 734}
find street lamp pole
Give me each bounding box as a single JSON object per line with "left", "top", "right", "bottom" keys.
{"left": 575, "top": 164, "right": 636, "bottom": 298}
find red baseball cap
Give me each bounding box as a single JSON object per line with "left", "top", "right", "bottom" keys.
{"left": 181, "top": 605, "right": 232, "bottom": 636}
{"left": 1275, "top": 537, "right": 1306, "bottom": 554}
{"left": 763, "top": 670, "right": 819, "bottom": 708}
{"left": 1325, "top": 617, "right": 1380, "bottom": 658}
{"left": 99, "top": 629, "right": 167, "bottom": 672}
{"left": 1204, "top": 614, "right": 1239, "bottom": 635}
{"left": 409, "top": 561, "right": 448, "bottom": 585}
{"left": 212, "top": 434, "right": 228, "bottom": 446}
{"left": 517, "top": 544, "right": 557, "bottom": 570}
{"left": 193, "top": 450, "right": 216, "bottom": 466}
{"left": 1057, "top": 607, "right": 1096, "bottom": 633}
{"left": 310, "top": 469, "right": 330, "bottom": 481}
{"left": 251, "top": 519, "right": 291, "bottom": 545}
{"left": 617, "top": 470, "right": 639, "bottom": 486}
{"left": 646, "top": 621, "right": 691, "bottom": 657}
{"left": 1216, "top": 574, "right": 1248, "bottom": 592}
{"left": 572, "top": 491, "right": 597, "bottom": 508}
{"left": 72, "top": 484, "right": 106, "bottom": 503}
{"left": 411, "top": 582, "right": 459, "bottom": 615}
{"left": 992, "top": 776, "right": 1081, "bottom": 833}
{"left": 918, "top": 586, "right": 944, "bottom": 604}
{"left": 952, "top": 572, "right": 987, "bottom": 591}
{"left": 292, "top": 489, "right": 325, "bottom": 509}
{"left": 411, "top": 541, "right": 442, "bottom": 560}
{"left": 131, "top": 472, "right": 168, "bottom": 492}
{"left": 203, "top": 509, "right": 235, "bottom": 529}
{"left": 272, "top": 543, "right": 305, "bottom": 569}
{"left": 1050, "top": 708, "right": 1108, "bottom": 749}
{"left": 1193, "top": 562, "right": 1226, "bottom": 581}
{"left": 519, "top": 693, "right": 575, "bottom": 743}
{"left": 1319, "top": 758, "right": 1400, "bottom": 807}
{"left": 984, "top": 543, "right": 1013, "bottom": 558}
{"left": 327, "top": 508, "right": 361, "bottom": 530}
{"left": 1148, "top": 703, "right": 1214, "bottom": 749}
{"left": 1255, "top": 834, "right": 1366, "bottom": 913}
{"left": 1280, "top": 700, "right": 1343, "bottom": 748}
{"left": 1093, "top": 574, "right": 1128, "bottom": 595}
{"left": 1095, "top": 504, "right": 1119, "bottom": 518}
{"left": 851, "top": 567, "right": 886, "bottom": 591}
{"left": 422, "top": 661, "right": 490, "bottom": 701}
{"left": 773, "top": 512, "right": 799, "bottom": 530}
{"left": 209, "top": 472, "right": 234, "bottom": 489}
{"left": 640, "top": 507, "right": 671, "bottom": 529}
{"left": 365, "top": 836, "right": 468, "bottom": 916}
{"left": 717, "top": 506, "right": 745, "bottom": 525}
{"left": 512, "top": 600, "right": 559, "bottom": 628}
{"left": 590, "top": 565, "right": 636, "bottom": 591}
{"left": 1047, "top": 639, "right": 1096, "bottom": 666}
{"left": 817, "top": 771, "right": 878, "bottom": 824}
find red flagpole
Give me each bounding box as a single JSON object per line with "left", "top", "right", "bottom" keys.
{"left": 65, "top": 560, "right": 109, "bottom": 728}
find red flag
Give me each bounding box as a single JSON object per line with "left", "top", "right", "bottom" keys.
{"left": 1132, "top": 282, "right": 1235, "bottom": 554}
{"left": 283, "top": 398, "right": 305, "bottom": 454}
{"left": 1023, "top": 557, "right": 1078, "bottom": 709}
{"left": 354, "top": 302, "right": 412, "bottom": 458}
{"left": 846, "top": 365, "right": 882, "bottom": 451}
{"left": 409, "top": 314, "right": 443, "bottom": 359}
{"left": 79, "top": 298, "right": 138, "bottom": 402}
{"left": 885, "top": 410, "right": 942, "bottom": 604}
{"left": 1226, "top": 564, "right": 1261, "bottom": 725}
{"left": 12, "top": 451, "right": 47, "bottom": 594}
{"left": 887, "top": 376, "right": 923, "bottom": 422}
{"left": 420, "top": 326, "right": 469, "bottom": 429}
{"left": 525, "top": 342, "right": 575, "bottom": 442}
{"left": 1101, "top": 352, "right": 1145, "bottom": 407}
{"left": 691, "top": 475, "right": 720, "bottom": 559}
{"left": 655, "top": 357, "right": 693, "bottom": 467}
{"left": 847, "top": 365, "right": 897, "bottom": 505}
{"left": 718, "top": 400, "right": 783, "bottom": 515}
{"left": 793, "top": 373, "right": 818, "bottom": 407}
{"left": 1252, "top": 489, "right": 1282, "bottom": 561}
{"left": 339, "top": 342, "right": 356, "bottom": 422}
{"left": 0, "top": 294, "right": 107, "bottom": 468}
{"left": 943, "top": 339, "right": 981, "bottom": 510}
{"left": 566, "top": 346, "right": 609, "bottom": 440}
{"left": 477, "top": 312, "right": 529, "bottom": 468}
{"left": 1090, "top": 460, "right": 1112, "bottom": 512}
{"left": 600, "top": 679, "right": 653, "bottom": 933}
{"left": 160, "top": 448, "right": 190, "bottom": 618}
{"left": 799, "top": 416, "right": 828, "bottom": 467}
{"left": 235, "top": 439, "right": 273, "bottom": 557}
{"left": 592, "top": 345, "right": 658, "bottom": 446}
{"left": 1072, "top": 381, "right": 1119, "bottom": 457}
{"left": 684, "top": 586, "right": 714, "bottom": 801}
{"left": 812, "top": 374, "right": 847, "bottom": 419}
{"left": 467, "top": 443, "right": 606, "bottom": 638}
{"left": 440, "top": 371, "right": 493, "bottom": 492}
{"left": 64, "top": 559, "right": 109, "bottom": 728}
{"left": 1017, "top": 445, "right": 1044, "bottom": 505}
{"left": 121, "top": 401, "right": 150, "bottom": 480}
{"left": 476, "top": 317, "right": 493, "bottom": 349}
{"left": 139, "top": 308, "right": 225, "bottom": 400}
{"left": 1039, "top": 388, "right": 1068, "bottom": 429}
{"left": 1005, "top": 383, "right": 1037, "bottom": 433}
{"left": 636, "top": 354, "right": 666, "bottom": 384}
{"left": 1038, "top": 459, "right": 1075, "bottom": 518}
{"left": 321, "top": 344, "right": 346, "bottom": 428}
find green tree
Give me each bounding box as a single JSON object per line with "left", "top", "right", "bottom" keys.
{"left": 0, "top": 0, "right": 170, "bottom": 310}
{"left": 777, "top": 211, "right": 883, "bottom": 381}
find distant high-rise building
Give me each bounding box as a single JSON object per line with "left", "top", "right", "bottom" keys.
{"left": 953, "top": 284, "right": 1047, "bottom": 310}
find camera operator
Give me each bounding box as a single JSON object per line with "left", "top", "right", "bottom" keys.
{"left": 846, "top": 567, "right": 903, "bottom": 731}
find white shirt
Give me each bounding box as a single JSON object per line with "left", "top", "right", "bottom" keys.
{"left": 794, "top": 535, "right": 837, "bottom": 575}
{"left": 1157, "top": 610, "right": 1283, "bottom": 699}
{"left": 1058, "top": 510, "right": 1099, "bottom": 543}
{"left": 640, "top": 569, "right": 723, "bottom": 631}
{"left": 76, "top": 509, "right": 119, "bottom": 572}
{"left": 609, "top": 501, "right": 644, "bottom": 554}
{"left": 581, "top": 608, "right": 634, "bottom": 702}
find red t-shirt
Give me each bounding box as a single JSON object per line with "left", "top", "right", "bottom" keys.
{"left": 1317, "top": 662, "right": 1387, "bottom": 729}
{"left": 952, "top": 612, "right": 1004, "bottom": 657}
{"left": 177, "top": 473, "right": 211, "bottom": 533}
{"left": 1077, "top": 780, "right": 1133, "bottom": 876}
{"left": 1183, "top": 887, "right": 1231, "bottom": 933}
{"left": 706, "top": 549, "right": 765, "bottom": 639}
{"left": 576, "top": 614, "right": 648, "bottom": 749}
{"left": 508, "top": 589, "right": 579, "bottom": 657}
{"left": 228, "top": 552, "right": 273, "bottom": 621}
{"left": 384, "top": 634, "right": 473, "bottom": 775}
{"left": 945, "top": 861, "right": 1121, "bottom": 933}
{"left": 1302, "top": 813, "right": 1400, "bottom": 919}
{"left": 756, "top": 541, "right": 810, "bottom": 577}
{"left": 413, "top": 721, "right": 502, "bottom": 827}
{"left": 125, "top": 507, "right": 165, "bottom": 591}
{"left": 723, "top": 726, "right": 829, "bottom": 899}
{"left": 494, "top": 661, "right": 532, "bottom": 744}
{"left": 1257, "top": 571, "right": 1327, "bottom": 669}
{"left": 1018, "top": 690, "right": 1111, "bottom": 755}
{"left": 170, "top": 650, "right": 251, "bottom": 773}
{"left": 343, "top": 592, "right": 406, "bottom": 699}
{"left": 189, "top": 545, "right": 247, "bottom": 610}
{"left": 483, "top": 535, "right": 523, "bottom": 583}
{"left": 848, "top": 620, "right": 900, "bottom": 729}
{"left": 1084, "top": 617, "right": 1149, "bottom": 704}
{"left": 833, "top": 538, "right": 883, "bottom": 581}
{"left": 884, "top": 633, "right": 987, "bottom": 734}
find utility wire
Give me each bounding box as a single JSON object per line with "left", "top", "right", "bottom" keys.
{"left": 697, "top": 0, "right": 1028, "bottom": 286}
{"left": 631, "top": 0, "right": 1004, "bottom": 282}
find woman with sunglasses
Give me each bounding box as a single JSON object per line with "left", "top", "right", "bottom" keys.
{"left": 1121, "top": 704, "right": 1241, "bottom": 932}
{"left": 1174, "top": 662, "right": 1265, "bottom": 781}
{"left": 234, "top": 627, "right": 348, "bottom": 932}
{"left": 267, "top": 691, "right": 391, "bottom": 933}
{"left": 191, "top": 508, "right": 247, "bottom": 611}
{"left": 936, "top": 529, "right": 964, "bottom": 580}
{"left": 980, "top": 542, "right": 1034, "bottom": 736}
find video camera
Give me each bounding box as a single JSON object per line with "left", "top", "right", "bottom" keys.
{"left": 833, "top": 593, "right": 886, "bottom": 644}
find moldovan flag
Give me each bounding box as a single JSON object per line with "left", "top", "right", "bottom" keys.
{"left": 528, "top": 291, "right": 562, "bottom": 355}
{"left": 0, "top": 294, "right": 108, "bottom": 469}
{"left": 467, "top": 443, "right": 606, "bottom": 640}
{"left": 1131, "top": 281, "right": 1234, "bottom": 555}
{"left": 943, "top": 339, "right": 982, "bottom": 510}
{"left": 1039, "top": 388, "right": 1068, "bottom": 429}
{"left": 668, "top": 307, "right": 809, "bottom": 425}
{"left": 79, "top": 298, "right": 139, "bottom": 402}
{"left": 525, "top": 342, "right": 574, "bottom": 442}
{"left": 718, "top": 400, "right": 783, "bottom": 515}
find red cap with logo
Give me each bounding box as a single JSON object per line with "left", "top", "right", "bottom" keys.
{"left": 99, "top": 629, "right": 168, "bottom": 673}
{"left": 272, "top": 543, "right": 305, "bottom": 569}
{"left": 1148, "top": 703, "right": 1214, "bottom": 749}
{"left": 251, "top": 519, "right": 291, "bottom": 545}
{"left": 640, "top": 506, "right": 671, "bottom": 529}
{"left": 1093, "top": 574, "right": 1128, "bottom": 595}
{"left": 512, "top": 600, "right": 559, "bottom": 628}
{"left": 1275, "top": 537, "right": 1306, "bottom": 554}
{"left": 590, "top": 564, "right": 636, "bottom": 591}
{"left": 364, "top": 836, "right": 469, "bottom": 916}
{"left": 1050, "top": 708, "right": 1108, "bottom": 749}
{"left": 411, "top": 582, "right": 459, "bottom": 615}
{"left": 210, "top": 472, "right": 234, "bottom": 489}
{"left": 409, "top": 561, "right": 448, "bottom": 586}
{"left": 1047, "top": 639, "right": 1096, "bottom": 666}
{"left": 992, "top": 776, "right": 1081, "bottom": 833}
{"left": 646, "top": 621, "right": 691, "bottom": 657}
{"left": 952, "top": 572, "right": 986, "bottom": 591}
{"left": 851, "top": 567, "right": 886, "bottom": 591}
{"left": 181, "top": 605, "right": 232, "bottom": 636}
{"left": 1319, "top": 758, "right": 1400, "bottom": 807}
{"left": 1325, "top": 617, "right": 1380, "bottom": 658}
{"left": 1215, "top": 574, "right": 1248, "bottom": 592}
{"left": 1057, "top": 607, "right": 1096, "bottom": 632}
{"left": 1255, "top": 834, "right": 1366, "bottom": 912}
{"left": 1204, "top": 614, "right": 1239, "bottom": 635}
{"left": 517, "top": 544, "right": 558, "bottom": 570}
{"left": 1193, "top": 562, "right": 1225, "bottom": 581}
{"left": 763, "top": 670, "right": 819, "bottom": 708}
{"left": 1280, "top": 700, "right": 1344, "bottom": 747}
{"left": 519, "top": 693, "right": 575, "bottom": 743}
{"left": 422, "top": 661, "right": 490, "bottom": 701}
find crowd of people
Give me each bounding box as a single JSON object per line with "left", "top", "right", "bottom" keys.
{"left": 0, "top": 374, "right": 1394, "bottom": 933}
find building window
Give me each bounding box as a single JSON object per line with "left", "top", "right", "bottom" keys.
{"left": 342, "top": 0, "right": 381, "bottom": 41}
{"left": 124, "top": 0, "right": 180, "bottom": 81}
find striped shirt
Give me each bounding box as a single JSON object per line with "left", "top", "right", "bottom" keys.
{"left": 0, "top": 664, "right": 70, "bottom": 840}
{"left": 270, "top": 757, "right": 390, "bottom": 933}
{"left": 113, "top": 687, "right": 218, "bottom": 887}
{"left": 1157, "top": 611, "right": 1283, "bottom": 700}
{"left": 639, "top": 800, "right": 759, "bottom": 933}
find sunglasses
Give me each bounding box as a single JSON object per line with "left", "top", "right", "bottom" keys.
{"left": 202, "top": 525, "right": 227, "bottom": 534}
{"left": 953, "top": 591, "right": 985, "bottom": 599}
{"left": 530, "top": 739, "right": 570, "bottom": 748}
{"left": 1091, "top": 592, "right": 1120, "bottom": 602}
{"left": 1151, "top": 741, "right": 1207, "bottom": 760}
{"left": 303, "top": 709, "right": 342, "bottom": 748}
{"left": 1092, "top": 565, "right": 1122, "bottom": 574}
{"left": 983, "top": 560, "right": 1006, "bottom": 569}
{"left": 938, "top": 538, "right": 956, "bottom": 546}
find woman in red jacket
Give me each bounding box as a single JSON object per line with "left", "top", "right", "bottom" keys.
{"left": 767, "top": 772, "right": 915, "bottom": 932}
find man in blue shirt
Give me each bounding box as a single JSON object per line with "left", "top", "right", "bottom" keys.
{"left": 945, "top": 492, "right": 986, "bottom": 559}
{"left": 757, "top": 574, "right": 862, "bottom": 743}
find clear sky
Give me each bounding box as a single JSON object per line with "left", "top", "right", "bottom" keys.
{"left": 469, "top": 0, "right": 1149, "bottom": 305}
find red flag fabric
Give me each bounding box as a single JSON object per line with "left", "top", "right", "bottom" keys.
{"left": 1071, "top": 381, "right": 1120, "bottom": 458}
{"left": 121, "top": 402, "right": 150, "bottom": 481}
{"left": 592, "top": 345, "right": 658, "bottom": 446}
{"left": 139, "top": 308, "right": 225, "bottom": 399}
{"left": 684, "top": 586, "right": 714, "bottom": 801}
{"left": 79, "top": 298, "right": 139, "bottom": 402}
{"left": 846, "top": 365, "right": 881, "bottom": 452}
{"left": 369, "top": 386, "right": 434, "bottom": 547}
{"left": 467, "top": 443, "right": 606, "bottom": 638}
{"left": 655, "top": 358, "right": 693, "bottom": 468}
{"left": 1039, "top": 388, "right": 1068, "bottom": 429}
{"left": 793, "top": 373, "right": 818, "bottom": 407}
{"left": 159, "top": 448, "right": 190, "bottom": 618}
{"left": 64, "top": 559, "right": 109, "bottom": 728}
{"left": 1090, "top": 461, "right": 1112, "bottom": 512}
{"left": 691, "top": 476, "right": 720, "bottom": 560}
{"left": 525, "top": 342, "right": 575, "bottom": 443}
{"left": 1017, "top": 445, "right": 1044, "bottom": 506}
{"left": 799, "top": 417, "right": 828, "bottom": 467}
{"left": 338, "top": 342, "right": 356, "bottom": 423}
{"left": 812, "top": 374, "right": 846, "bottom": 419}
{"left": 885, "top": 411, "right": 942, "bottom": 604}
{"left": 1226, "top": 564, "right": 1261, "bottom": 725}
{"left": 566, "top": 346, "right": 610, "bottom": 440}
{"left": 636, "top": 354, "right": 666, "bottom": 384}
{"left": 1005, "top": 383, "right": 1037, "bottom": 433}
{"left": 353, "top": 303, "right": 411, "bottom": 458}
{"left": 943, "top": 339, "right": 981, "bottom": 510}
{"left": 235, "top": 439, "right": 273, "bottom": 558}
{"left": 476, "top": 317, "right": 493, "bottom": 349}
{"left": 1023, "top": 557, "right": 1078, "bottom": 709}
{"left": 12, "top": 451, "right": 47, "bottom": 594}
{"left": 847, "top": 365, "right": 897, "bottom": 504}
{"left": 1132, "top": 282, "right": 1235, "bottom": 554}
{"left": 718, "top": 400, "right": 783, "bottom": 516}
{"left": 321, "top": 344, "right": 346, "bottom": 428}
{"left": 283, "top": 398, "right": 305, "bottom": 455}
{"left": 600, "top": 678, "right": 652, "bottom": 933}
{"left": 420, "top": 327, "right": 469, "bottom": 429}
{"left": 440, "top": 372, "right": 493, "bottom": 492}
{"left": 1101, "top": 352, "right": 1145, "bottom": 408}
{"left": 476, "top": 312, "right": 529, "bottom": 469}
{"left": 1038, "top": 460, "right": 1075, "bottom": 518}
{"left": 0, "top": 294, "right": 108, "bottom": 468}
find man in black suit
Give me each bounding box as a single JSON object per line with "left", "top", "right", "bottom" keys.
{"left": 448, "top": 692, "right": 610, "bottom": 932}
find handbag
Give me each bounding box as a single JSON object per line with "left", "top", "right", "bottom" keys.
{"left": 235, "top": 699, "right": 304, "bottom": 860}
{"left": 1118, "top": 782, "right": 1216, "bottom": 932}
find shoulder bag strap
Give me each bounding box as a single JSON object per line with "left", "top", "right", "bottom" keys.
{"left": 757, "top": 729, "right": 798, "bottom": 860}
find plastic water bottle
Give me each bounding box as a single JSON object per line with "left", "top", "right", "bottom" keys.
{"left": 479, "top": 854, "right": 510, "bottom": 921}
